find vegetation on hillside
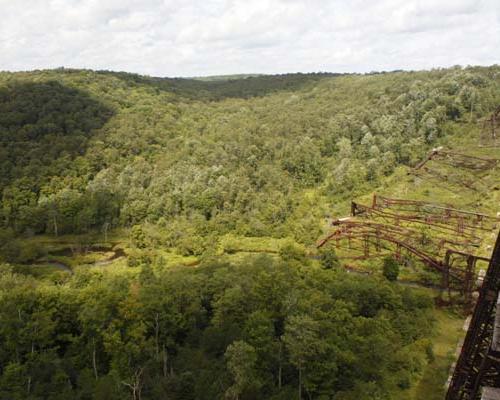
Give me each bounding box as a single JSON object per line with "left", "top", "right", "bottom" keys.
{"left": 1, "top": 66, "right": 499, "bottom": 399}
{"left": 0, "top": 257, "right": 435, "bottom": 400}
{"left": 1, "top": 66, "right": 499, "bottom": 262}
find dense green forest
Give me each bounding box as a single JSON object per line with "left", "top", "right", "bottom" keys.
{"left": 0, "top": 66, "right": 499, "bottom": 399}
{"left": 0, "top": 258, "right": 435, "bottom": 400}
{"left": 1, "top": 66, "right": 499, "bottom": 260}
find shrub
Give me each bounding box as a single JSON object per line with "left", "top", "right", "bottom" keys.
{"left": 383, "top": 256, "right": 400, "bottom": 281}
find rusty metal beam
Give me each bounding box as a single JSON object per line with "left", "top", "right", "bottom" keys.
{"left": 446, "top": 231, "right": 500, "bottom": 399}
{"left": 319, "top": 221, "right": 467, "bottom": 275}
{"left": 414, "top": 148, "right": 498, "bottom": 171}
{"left": 372, "top": 195, "right": 499, "bottom": 229}
{"left": 352, "top": 201, "right": 487, "bottom": 241}
{"left": 318, "top": 216, "right": 488, "bottom": 299}
{"left": 480, "top": 106, "right": 500, "bottom": 146}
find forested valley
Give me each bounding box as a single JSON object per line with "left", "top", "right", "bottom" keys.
{"left": 1, "top": 66, "right": 499, "bottom": 399}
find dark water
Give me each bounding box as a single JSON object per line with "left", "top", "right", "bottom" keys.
{"left": 31, "top": 247, "right": 127, "bottom": 274}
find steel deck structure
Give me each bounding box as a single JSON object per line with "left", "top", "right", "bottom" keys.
{"left": 480, "top": 106, "right": 500, "bottom": 147}
{"left": 318, "top": 195, "right": 496, "bottom": 300}
{"left": 409, "top": 148, "right": 498, "bottom": 192}
{"left": 446, "top": 231, "right": 500, "bottom": 399}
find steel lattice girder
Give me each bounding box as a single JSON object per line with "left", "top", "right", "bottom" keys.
{"left": 409, "top": 148, "right": 498, "bottom": 191}
{"left": 480, "top": 106, "right": 500, "bottom": 145}
{"left": 353, "top": 195, "right": 499, "bottom": 239}
{"left": 317, "top": 197, "right": 495, "bottom": 297}
{"left": 317, "top": 219, "right": 487, "bottom": 286}
{"left": 414, "top": 149, "right": 498, "bottom": 171}
{"left": 446, "top": 231, "right": 500, "bottom": 400}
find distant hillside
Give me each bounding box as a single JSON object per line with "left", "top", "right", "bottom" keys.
{"left": 190, "top": 73, "right": 264, "bottom": 81}
{"left": 1, "top": 66, "right": 500, "bottom": 400}
{"left": 96, "top": 70, "right": 340, "bottom": 100}
{"left": 1, "top": 66, "right": 499, "bottom": 259}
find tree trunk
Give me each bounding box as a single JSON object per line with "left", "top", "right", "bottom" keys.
{"left": 298, "top": 367, "right": 302, "bottom": 400}
{"left": 122, "top": 368, "right": 144, "bottom": 400}
{"left": 470, "top": 96, "right": 474, "bottom": 122}
{"left": 92, "top": 337, "right": 98, "bottom": 379}
{"left": 136, "top": 368, "right": 144, "bottom": 400}
{"left": 163, "top": 345, "right": 168, "bottom": 378}
{"left": 154, "top": 313, "right": 160, "bottom": 358}
{"left": 53, "top": 215, "right": 58, "bottom": 237}
{"left": 278, "top": 341, "right": 282, "bottom": 389}
{"left": 103, "top": 222, "right": 109, "bottom": 243}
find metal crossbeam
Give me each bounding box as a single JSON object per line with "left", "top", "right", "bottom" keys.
{"left": 446, "top": 231, "right": 500, "bottom": 399}
{"left": 318, "top": 196, "right": 494, "bottom": 300}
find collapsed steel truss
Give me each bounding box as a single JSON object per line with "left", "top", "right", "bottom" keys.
{"left": 480, "top": 106, "right": 500, "bottom": 147}
{"left": 410, "top": 148, "right": 498, "bottom": 192}
{"left": 359, "top": 194, "right": 499, "bottom": 238}
{"left": 446, "top": 231, "right": 500, "bottom": 399}
{"left": 318, "top": 195, "right": 496, "bottom": 299}
{"left": 414, "top": 149, "right": 498, "bottom": 171}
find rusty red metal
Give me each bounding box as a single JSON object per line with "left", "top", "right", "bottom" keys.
{"left": 318, "top": 195, "right": 496, "bottom": 300}
{"left": 446, "top": 231, "right": 500, "bottom": 399}
{"left": 480, "top": 106, "right": 500, "bottom": 147}
{"left": 409, "top": 148, "right": 498, "bottom": 191}
{"left": 354, "top": 195, "right": 498, "bottom": 238}
{"left": 413, "top": 149, "right": 498, "bottom": 171}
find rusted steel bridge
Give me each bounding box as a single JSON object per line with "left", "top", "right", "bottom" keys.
{"left": 410, "top": 148, "right": 498, "bottom": 192}
{"left": 446, "top": 231, "right": 500, "bottom": 399}
{"left": 354, "top": 195, "right": 496, "bottom": 240}
{"left": 414, "top": 149, "right": 498, "bottom": 171}
{"left": 480, "top": 106, "right": 500, "bottom": 147}
{"left": 317, "top": 195, "right": 497, "bottom": 301}
{"left": 318, "top": 121, "right": 500, "bottom": 398}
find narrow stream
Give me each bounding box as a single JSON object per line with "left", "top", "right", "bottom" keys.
{"left": 31, "top": 247, "right": 127, "bottom": 275}
{"left": 30, "top": 247, "right": 444, "bottom": 291}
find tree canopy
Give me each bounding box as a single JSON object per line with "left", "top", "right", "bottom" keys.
{"left": 1, "top": 66, "right": 499, "bottom": 252}
{"left": 0, "top": 257, "right": 435, "bottom": 399}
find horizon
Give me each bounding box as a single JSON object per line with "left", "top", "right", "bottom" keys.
{"left": 1, "top": 15, "right": 500, "bottom": 398}
{"left": 0, "top": 63, "right": 496, "bottom": 80}
{"left": 1, "top": 0, "right": 499, "bottom": 77}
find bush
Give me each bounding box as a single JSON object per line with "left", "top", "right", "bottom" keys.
{"left": 17, "top": 242, "right": 45, "bottom": 263}
{"left": 279, "top": 241, "right": 307, "bottom": 264}
{"left": 319, "top": 248, "right": 339, "bottom": 270}
{"left": 130, "top": 225, "right": 147, "bottom": 249}
{"left": 0, "top": 241, "right": 21, "bottom": 263}
{"left": 382, "top": 256, "right": 400, "bottom": 281}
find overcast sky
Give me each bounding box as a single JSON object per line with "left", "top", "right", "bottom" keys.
{"left": 0, "top": 0, "right": 499, "bottom": 77}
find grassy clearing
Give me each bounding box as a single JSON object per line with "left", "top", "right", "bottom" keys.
{"left": 398, "top": 309, "right": 465, "bottom": 400}
{"left": 20, "top": 228, "right": 129, "bottom": 248}
{"left": 218, "top": 234, "right": 291, "bottom": 254}
{"left": 336, "top": 127, "right": 500, "bottom": 281}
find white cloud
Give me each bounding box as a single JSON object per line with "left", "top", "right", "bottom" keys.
{"left": 0, "top": 0, "right": 498, "bottom": 76}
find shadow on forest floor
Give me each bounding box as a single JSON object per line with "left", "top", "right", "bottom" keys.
{"left": 0, "top": 80, "right": 114, "bottom": 189}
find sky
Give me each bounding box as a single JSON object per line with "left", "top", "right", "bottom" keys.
{"left": 0, "top": 0, "right": 499, "bottom": 77}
